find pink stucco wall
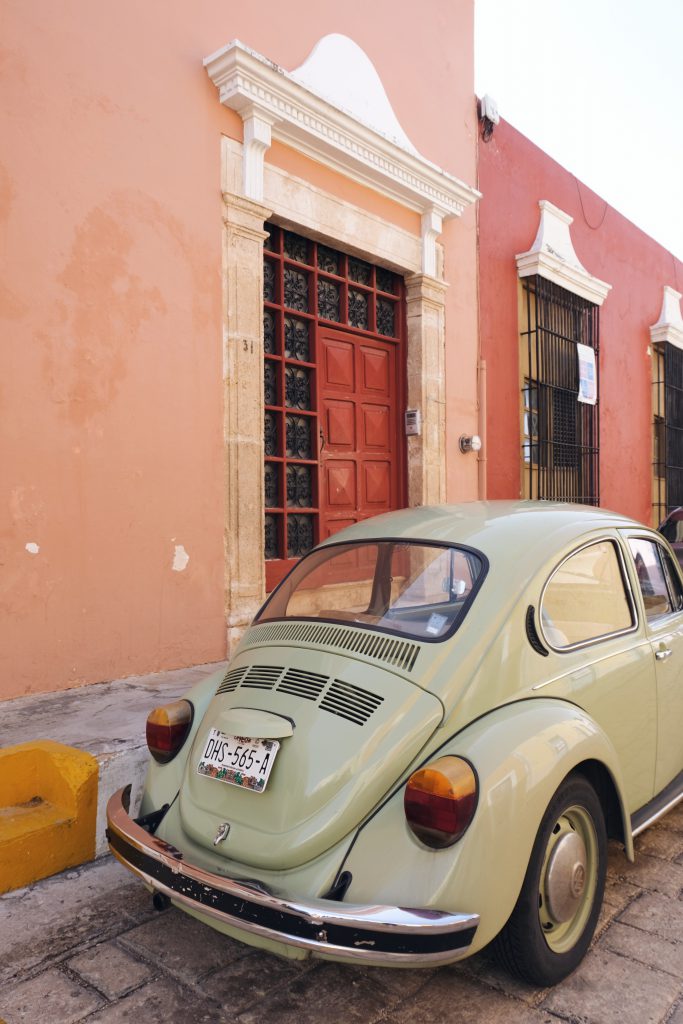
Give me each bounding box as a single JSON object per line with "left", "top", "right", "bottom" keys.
{"left": 1, "top": 1, "right": 478, "bottom": 698}
{"left": 478, "top": 119, "right": 683, "bottom": 523}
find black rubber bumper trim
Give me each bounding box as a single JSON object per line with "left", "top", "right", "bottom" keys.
{"left": 107, "top": 829, "right": 477, "bottom": 956}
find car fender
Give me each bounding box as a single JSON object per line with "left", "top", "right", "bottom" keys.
{"left": 341, "top": 697, "right": 632, "bottom": 954}
{"left": 138, "top": 667, "right": 226, "bottom": 816}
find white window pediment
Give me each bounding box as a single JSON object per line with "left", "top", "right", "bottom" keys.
{"left": 650, "top": 286, "right": 683, "bottom": 349}
{"left": 516, "top": 200, "right": 611, "bottom": 306}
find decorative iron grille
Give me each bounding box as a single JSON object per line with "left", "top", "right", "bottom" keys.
{"left": 521, "top": 276, "right": 600, "bottom": 505}
{"left": 652, "top": 342, "right": 683, "bottom": 524}
{"left": 263, "top": 224, "right": 402, "bottom": 590}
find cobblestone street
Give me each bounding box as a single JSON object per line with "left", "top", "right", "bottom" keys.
{"left": 1, "top": 808, "right": 682, "bottom": 1024}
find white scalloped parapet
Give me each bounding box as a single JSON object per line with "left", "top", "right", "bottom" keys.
{"left": 650, "top": 286, "right": 683, "bottom": 348}
{"left": 290, "top": 34, "right": 419, "bottom": 156}
{"left": 203, "top": 36, "right": 480, "bottom": 257}
{"left": 515, "top": 200, "right": 612, "bottom": 306}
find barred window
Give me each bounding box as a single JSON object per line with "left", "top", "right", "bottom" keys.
{"left": 652, "top": 342, "right": 683, "bottom": 526}
{"left": 520, "top": 276, "right": 600, "bottom": 504}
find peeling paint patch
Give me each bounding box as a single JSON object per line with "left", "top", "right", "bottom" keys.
{"left": 25, "top": 543, "right": 40, "bottom": 555}
{"left": 172, "top": 544, "right": 189, "bottom": 572}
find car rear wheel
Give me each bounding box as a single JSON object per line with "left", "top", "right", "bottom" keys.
{"left": 493, "top": 774, "right": 607, "bottom": 987}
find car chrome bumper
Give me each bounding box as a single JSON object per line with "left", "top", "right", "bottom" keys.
{"left": 106, "top": 786, "right": 479, "bottom": 966}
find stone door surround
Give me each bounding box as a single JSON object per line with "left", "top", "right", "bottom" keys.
{"left": 206, "top": 36, "right": 479, "bottom": 650}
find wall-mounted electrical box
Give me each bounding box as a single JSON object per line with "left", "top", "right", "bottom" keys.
{"left": 405, "top": 409, "right": 421, "bottom": 436}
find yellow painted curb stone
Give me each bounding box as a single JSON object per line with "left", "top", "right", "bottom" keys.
{"left": 0, "top": 740, "right": 98, "bottom": 894}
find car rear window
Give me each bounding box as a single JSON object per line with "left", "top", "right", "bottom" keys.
{"left": 255, "top": 540, "right": 486, "bottom": 641}
{"left": 540, "top": 540, "right": 635, "bottom": 649}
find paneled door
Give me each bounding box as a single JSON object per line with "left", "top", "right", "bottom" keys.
{"left": 318, "top": 327, "right": 401, "bottom": 540}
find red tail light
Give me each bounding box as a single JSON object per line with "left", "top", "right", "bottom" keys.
{"left": 146, "top": 700, "right": 193, "bottom": 764}
{"left": 404, "top": 756, "right": 478, "bottom": 849}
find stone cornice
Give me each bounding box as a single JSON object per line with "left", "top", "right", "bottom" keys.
{"left": 222, "top": 191, "right": 272, "bottom": 226}
{"left": 405, "top": 273, "right": 449, "bottom": 307}
{"left": 650, "top": 285, "right": 683, "bottom": 349}
{"left": 204, "top": 39, "right": 480, "bottom": 221}
{"left": 516, "top": 200, "right": 612, "bottom": 307}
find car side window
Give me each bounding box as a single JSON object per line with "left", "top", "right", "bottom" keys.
{"left": 540, "top": 540, "right": 634, "bottom": 649}
{"left": 628, "top": 538, "right": 673, "bottom": 620}
{"left": 661, "top": 548, "right": 683, "bottom": 612}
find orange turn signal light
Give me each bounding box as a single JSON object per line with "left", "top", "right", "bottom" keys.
{"left": 404, "top": 756, "right": 478, "bottom": 849}
{"left": 146, "top": 700, "right": 193, "bottom": 764}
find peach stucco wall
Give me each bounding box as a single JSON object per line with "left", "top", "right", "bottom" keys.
{"left": 478, "top": 119, "right": 683, "bottom": 524}
{"left": 1, "top": 1, "right": 478, "bottom": 698}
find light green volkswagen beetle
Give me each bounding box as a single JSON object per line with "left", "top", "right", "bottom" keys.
{"left": 107, "top": 501, "right": 683, "bottom": 985}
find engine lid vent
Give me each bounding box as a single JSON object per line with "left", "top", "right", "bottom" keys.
{"left": 277, "top": 668, "right": 328, "bottom": 701}
{"left": 319, "top": 680, "right": 384, "bottom": 726}
{"left": 243, "top": 622, "right": 420, "bottom": 673}
{"left": 216, "top": 666, "right": 248, "bottom": 695}
{"left": 241, "top": 665, "right": 284, "bottom": 690}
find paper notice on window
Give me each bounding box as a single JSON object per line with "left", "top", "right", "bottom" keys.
{"left": 577, "top": 344, "right": 597, "bottom": 405}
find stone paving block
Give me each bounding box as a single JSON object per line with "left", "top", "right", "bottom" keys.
{"left": 380, "top": 969, "right": 555, "bottom": 1024}
{"left": 0, "top": 967, "right": 103, "bottom": 1024}
{"left": 602, "top": 875, "right": 640, "bottom": 910}
{"left": 607, "top": 850, "right": 683, "bottom": 897}
{"left": 68, "top": 941, "right": 155, "bottom": 1000}
{"left": 0, "top": 859, "right": 155, "bottom": 988}
{"left": 667, "top": 999, "right": 683, "bottom": 1024}
{"left": 118, "top": 907, "right": 249, "bottom": 985}
{"left": 598, "top": 920, "right": 683, "bottom": 978}
{"left": 235, "top": 962, "right": 390, "bottom": 1024}
{"left": 618, "top": 890, "right": 683, "bottom": 942}
{"left": 658, "top": 800, "right": 683, "bottom": 833}
{"left": 202, "top": 950, "right": 310, "bottom": 1012}
{"left": 85, "top": 978, "right": 218, "bottom": 1024}
{"left": 541, "top": 948, "right": 680, "bottom": 1024}
{"left": 368, "top": 963, "right": 438, "bottom": 1003}
{"left": 634, "top": 825, "right": 683, "bottom": 861}
{"left": 595, "top": 896, "right": 623, "bottom": 939}
{"left": 606, "top": 840, "right": 629, "bottom": 873}
{"left": 460, "top": 954, "right": 547, "bottom": 1007}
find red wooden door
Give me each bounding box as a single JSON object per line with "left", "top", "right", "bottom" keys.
{"left": 318, "top": 326, "right": 400, "bottom": 540}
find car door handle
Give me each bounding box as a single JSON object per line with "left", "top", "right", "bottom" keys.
{"left": 655, "top": 648, "right": 673, "bottom": 660}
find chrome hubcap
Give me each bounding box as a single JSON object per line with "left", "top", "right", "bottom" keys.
{"left": 545, "top": 831, "right": 588, "bottom": 923}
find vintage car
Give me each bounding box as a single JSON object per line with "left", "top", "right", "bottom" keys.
{"left": 107, "top": 501, "right": 683, "bottom": 986}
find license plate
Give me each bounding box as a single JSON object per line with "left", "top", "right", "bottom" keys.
{"left": 197, "top": 729, "right": 280, "bottom": 793}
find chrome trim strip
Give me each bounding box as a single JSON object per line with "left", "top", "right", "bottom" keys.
{"left": 106, "top": 787, "right": 478, "bottom": 966}
{"left": 632, "top": 789, "right": 683, "bottom": 837}
{"left": 530, "top": 639, "right": 651, "bottom": 691}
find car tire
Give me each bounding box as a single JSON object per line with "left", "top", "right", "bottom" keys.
{"left": 492, "top": 773, "right": 607, "bottom": 987}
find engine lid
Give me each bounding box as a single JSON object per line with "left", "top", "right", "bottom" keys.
{"left": 178, "top": 646, "right": 443, "bottom": 869}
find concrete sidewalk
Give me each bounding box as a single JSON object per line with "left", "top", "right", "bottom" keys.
{"left": 1, "top": 661, "right": 226, "bottom": 857}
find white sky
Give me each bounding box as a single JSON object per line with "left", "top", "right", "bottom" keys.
{"left": 475, "top": 0, "right": 683, "bottom": 262}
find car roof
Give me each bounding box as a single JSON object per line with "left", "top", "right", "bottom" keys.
{"left": 318, "top": 501, "right": 645, "bottom": 576}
